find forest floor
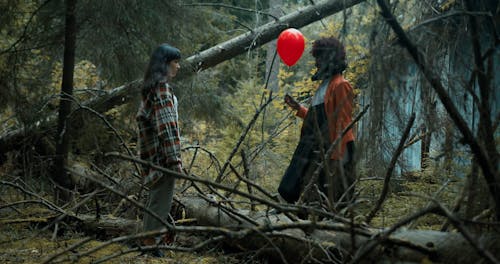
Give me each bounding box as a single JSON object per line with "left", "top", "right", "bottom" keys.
{"left": 0, "top": 170, "right": 461, "bottom": 263}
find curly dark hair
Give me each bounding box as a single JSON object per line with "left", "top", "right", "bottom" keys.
{"left": 311, "top": 37, "right": 347, "bottom": 80}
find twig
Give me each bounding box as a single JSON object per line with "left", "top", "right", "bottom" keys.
{"left": 227, "top": 162, "right": 278, "bottom": 202}
{"left": 74, "top": 219, "right": 367, "bottom": 263}
{"left": 402, "top": 193, "right": 500, "bottom": 264}
{"left": 350, "top": 205, "right": 440, "bottom": 263}
{"left": 66, "top": 97, "right": 142, "bottom": 181}
{"left": 376, "top": 0, "right": 500, "bottom": 220}
{"left": 105, "top": 152, "right": 284, "bottom": 212}
{"left": 182, "top": 145, "right": 222, "bottom": 174}
{"left": 106, "top": 151, "right": 353, "bottom": 223}
{"left": 408, "top": 10, "right": 492, "bottom": 33}
{"left": 366, "top": 112, "right": 415, "bottom": 223}
{"left": 0, "top": 199, "right": 47, "bottom": 211}
{"left": 241, "top": 149, "right": 255, "bottom": 210}
{"left": 440, "top": 177, "right": 470, "bottom": 231}
{"left": 403, "top": 130, "right": 430, "bottom": 149}
{"left": 408, "top": 179, "right": 450, "bottom": 229}
{"left": 298, "top": 104, "right": 371, "bottom": 205}
{"left": 40, "top": 237, "right": 93, "bottom": 264}
{"left": 193, "top": 184, "right": 260, "bottom": 226}
{"left": 0, "top": 180, "right": 65, "bottom": 214}
{"left": 216, "top": 95, "right": 275, "bottom": 183}
{"left": 253, "top": 227, "right": 289, "bottom": 264}
{"left": 92, "top": 235, "right": 226, "bottom": 264}
{"left": 65, "top": 166, "right": 173, "bottom": 230}
{"left": 40, "top": 189, "right": 103, "bottom": 234}
{"left": 0, "top": 0, "right": 53, "bottom": 55}
{"left": 182, "top": 3, "right": 279, "bottom": 21}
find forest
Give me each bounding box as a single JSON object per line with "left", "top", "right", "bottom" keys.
{"left": 0, "top": 0, "right": 499, "bottom": 263}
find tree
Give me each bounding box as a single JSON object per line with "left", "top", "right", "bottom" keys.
{"left": 375, "top": 0, "right": 500, "bottom": 220}
{"left": 0, "top": 0, "right": 366, "bottom": 156}
{"left": 1, "top": 1, "right": 499, "bottom": 263}
{"left": 265, "top": 0, "right": 282, "bottom": 92}
{"left": 53, "top": 0, "right": 78, "bottom": 201}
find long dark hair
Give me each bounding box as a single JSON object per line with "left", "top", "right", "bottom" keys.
{"left": 311, "top": 37, "right": 347, "bottom": 81}
{"left": 142, "top": 43, "right": 181, "bottom": 97}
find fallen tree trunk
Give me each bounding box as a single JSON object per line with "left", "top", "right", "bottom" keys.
{"left": 56, "top": 196, "right": 500, "bottom": 263}
{"left": 180, "top": 196, "right": 500, "bottom": 263}
{"left": 0, "top": 0, "right": 364, "bottom": 157}
{"left": 183, "top": 0, "right": 365, "bottom": 72}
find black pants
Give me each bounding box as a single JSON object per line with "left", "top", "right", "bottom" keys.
{"left": 303, "top": 141, "right": 355, "bottom": 208}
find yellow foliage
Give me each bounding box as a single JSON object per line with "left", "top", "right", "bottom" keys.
{"left": 439, "top": 0, "right": 457, "bottom": 11}
{"left": 51, "top": 60, "right": 101, "bottom": 100}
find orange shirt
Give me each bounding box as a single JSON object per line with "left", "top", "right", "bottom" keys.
{"left": 296, "top": 74, "right": 355, "bottom": 160}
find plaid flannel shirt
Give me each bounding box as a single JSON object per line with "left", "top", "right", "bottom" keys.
{"left": 137, "top": 82, "right": 182, "bottom": 185}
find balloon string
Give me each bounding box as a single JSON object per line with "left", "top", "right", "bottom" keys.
{"left": 264, "top": 47, "right": 278, "bottom": 96}
{"left": 260, "top": 47, "right": 278, "bottom": 110}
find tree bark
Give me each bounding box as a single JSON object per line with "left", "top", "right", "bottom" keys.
{"left": 58, "top": 196, "right": 500, "bottom": 263}
{"left": 375, "top": 0, "right": 500, "bottom": 221}
{"left": 265, "top": 0, "right": 282, "bottom": 92}
{"left": 53, "top": 0, "right": 78, "bottom": 200}
{"left": 0, "top": 0, "right": 365, "bottom": 156}
{"left": 181, "top": 0, "right": 365, "bottom": 73}
{"left": 181, "top": 197, "right": 500, "bottom": 263}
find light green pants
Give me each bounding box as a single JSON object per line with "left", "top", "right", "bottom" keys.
{"left": 143, "top": 173, "right": 176, "bottom": 232}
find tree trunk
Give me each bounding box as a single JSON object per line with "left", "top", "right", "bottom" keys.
{"left": 59, "top": 196, "right": 500, "bottom": 263}
{"left": 265, "top": 0, "right": 282, "bottom": 92}
{"left": 420, "top": 126, "right": 431, "bottom": 170}
{"left": 182, "top": 197, "right": 500, "bottom": 263}
{"left": 53, "top": 0, "right": 78, "bottom": 201}
{"left": 0, "top": 0, "right": 365, "bottom": 157}
{"left": 375, "top": 0, "right": 500, "bottom": 221}
{"left": 181, "top": 0, "right": 365, "bottom": 73}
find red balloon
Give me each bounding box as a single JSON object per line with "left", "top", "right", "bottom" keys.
{"left": 277, "top": 28, "right": 305, "bottom": 66}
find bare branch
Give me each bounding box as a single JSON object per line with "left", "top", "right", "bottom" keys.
{"left": 182, "top": 3, "right": 280, "bottom": 21}
{"left": 402, "top": 193, "right": 500, "bottom": 264}
{"left": 298, "top": 104, "right": 370, "bottom": 205}
{"left": 216, "top": 94, "right": 275, "bottom": 183}
{"left": 366, "top": 112, "right": 415, "bottom": 223}
{"left": 351, "top": 205, "right": 440, "bottom": 263}
{"left": 41, "top": 237, "right": 93, "bottom": 264}
{"left": 375, "top": 0, "right": 500, "bottom": 220}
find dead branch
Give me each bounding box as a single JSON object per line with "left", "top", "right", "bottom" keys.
{"left": 402, "top": 192, "right": 500, "bottom": 264}
{"left": 67, "top": 97, "right": 142, "bottom": 180}
{"left": 65, "top": 166, "right": 173, "bottom": 230}
{"left": 351, "top": 205, "right": 440, "bottom": 263}
{"left": 0, "top": 180, "right": 65, "bottom": 214}
{"left": 216, "top": 94, "right": 275, "bottom": 183}
{"left": 0, "top": 0, "right": 366, "bottom": 157}
{"left": 182, "top": 0, "right": 366, "bottom": 72}
{"left": 298, "top": 104, "right": 370, "bottom": 206}
{"left": 375, "top": 0, "right": 500, "bottom": 220}
{"left": 105, "top": 151, "right": 355, "bottom": 223}
{"left": 182, "top": 3, "right": 280, "bottom": 20}
{"left": 40, "top": 237, "right": 93, "bottom": 264}
{"left": 366, "top": 112, "right": 415, "bottom": 223}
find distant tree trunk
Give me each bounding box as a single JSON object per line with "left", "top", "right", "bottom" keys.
{"left": 464, "top": 0, "right": 500, "bottom": 220}
{"left": 181, "top": 196, "right": 500, "bottom": 264}
{"left": 420, "top": 80, "right": 435, "bottom": 171}
{"left": 376, "top": 0, "right": 500, "bottom": 220}
{"left": 53, "top": 0, "right": 77, "bottom": 201}
{"left": 465, "top": 162, "right": 479, "bottom": 219}
{"left": 420, "top": 127, "right": 431, "bottom": 170}
{"left": 367, "top": 52, "right": 385, "bottom": 176}
{"left": 265, "top": 0, "right": 282, "bottom": 92}
{"left": 0, "top": 0, "right": 367, "bottom": 156}
{"left": 443, "top": 119, "right": 454, "bottom": 174}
